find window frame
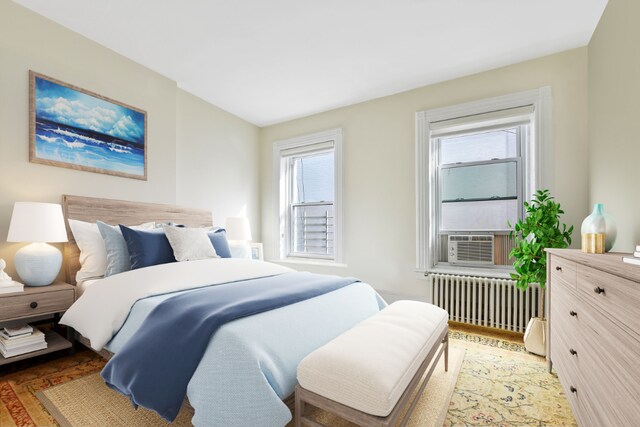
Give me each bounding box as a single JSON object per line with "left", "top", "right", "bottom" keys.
{"left": 273, "top": 128, "right": 343, "bottom": 263}
{"left": 415, "top": 88, "right": 552, "bottom": 277}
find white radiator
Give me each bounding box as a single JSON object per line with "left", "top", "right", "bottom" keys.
{"left": 429, "top": 273, "right": 542, "bottom": 333}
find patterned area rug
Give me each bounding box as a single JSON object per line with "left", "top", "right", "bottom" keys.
{"left": 0, "top": 351, "right": 104, "bottom": 427}
{"left": 447, "top": 341, "right": 576, "bottom": 426}
{"left": 0, "top": 326, "right": 576, "bottom": 426}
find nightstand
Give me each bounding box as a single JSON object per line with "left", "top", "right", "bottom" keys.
{"left": 0, "top": 282, "right": 75, "bottom": 368}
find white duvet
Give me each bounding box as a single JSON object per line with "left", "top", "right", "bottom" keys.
{"left": 60, "top": 258, "right": 293, "bottom": 350}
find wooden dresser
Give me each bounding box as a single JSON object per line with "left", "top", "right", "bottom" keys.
{"left": 546, "top": 249, "right": 640, "bottom": 426}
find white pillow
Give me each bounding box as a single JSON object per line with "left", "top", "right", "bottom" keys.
{"left": 68, "top": 219, "right": 108, "bottom": 283}
{"left": 69, "top": 219, "right": 157, "bottom": 283}
{"left": 164, "top": 226, "right": 218, "bottom": 262}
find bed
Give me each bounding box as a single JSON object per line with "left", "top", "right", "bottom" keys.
{"left": 58, "top": 195, "right": 384, "bottom": 426}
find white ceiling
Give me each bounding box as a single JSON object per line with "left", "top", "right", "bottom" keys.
{"left": 14, "top": 0, "right": 607, "bottom": 126}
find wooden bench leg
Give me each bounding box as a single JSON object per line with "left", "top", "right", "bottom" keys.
{"left": 295, "top": 387, "right": 303, "bottom": 427}
{"left": 444, "top": 331, "right": 449, "bottom": 372}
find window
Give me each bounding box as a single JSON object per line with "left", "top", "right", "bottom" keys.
{"left": 290, "top": 152, "right": 334, "bottom": 256}
{"left": 438, "top": 126, "right": 524, "bottom": 234}
{"left": 416, "top": 88, "right": 551, "bottom": 276}
{"left": 274, "top": 129, "right": 343, "bottom": 262}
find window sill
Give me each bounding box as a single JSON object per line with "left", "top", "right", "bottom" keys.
{"left": 417, "top": 266, "right": 514, "bottom": 280}
{"left": 269, "top": 258, "right": 347, "bottom": 268}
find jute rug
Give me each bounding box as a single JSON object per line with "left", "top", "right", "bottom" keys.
{"left": 36, "top": 374, "right": 194, "bottom": 427}
{"left": 34, "top": 347, "right": 465, "bottom": 427}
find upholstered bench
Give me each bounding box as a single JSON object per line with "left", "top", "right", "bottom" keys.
{"left": 295, "top": 300, "right": 449, "bottom": 427}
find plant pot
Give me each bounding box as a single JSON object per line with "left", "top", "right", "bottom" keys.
{"left": 524, "top": 317, "right": 546, "bottom": 356}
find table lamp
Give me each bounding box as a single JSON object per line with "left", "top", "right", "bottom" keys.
{"left": 225, "top": 217, "right": 252, "bottom": 258}
{"left": 7, "top": 202, "right": 68, "bottom": 286}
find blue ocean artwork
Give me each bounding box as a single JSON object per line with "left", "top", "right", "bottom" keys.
{"left": 33, "top": 75, "right": 146, "bottom": 178}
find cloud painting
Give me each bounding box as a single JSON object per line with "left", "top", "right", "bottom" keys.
{"left": 30, "top": 71, "right": 147, "bottom": 180}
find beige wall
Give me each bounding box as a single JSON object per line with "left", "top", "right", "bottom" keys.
{"left": 176, "top": 89, "right": 261, "bottom": 234}
{"left": 588, "top": 0, "right": 640, "bottom": 251}
{"left": 260, "top": 48, "right": 589, "bottom": 298}
{"left": 5, "top": 0, "right": 621, "bottom": 296}
{"left": 0, "top": 0, "right": 260, "bottom": 279}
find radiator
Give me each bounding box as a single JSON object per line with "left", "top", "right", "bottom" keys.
{"left": 429, "top": 273, "right": 542, "bottom": 333}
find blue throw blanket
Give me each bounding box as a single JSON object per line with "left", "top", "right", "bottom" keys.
{"left": 101, "top": 271, "right": 359, "bottom": 421}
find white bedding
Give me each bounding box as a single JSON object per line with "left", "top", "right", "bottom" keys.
{"left": 76, "top": 279, "right": 97, "bottom": 297}
{"left": 61, "top": 258, "right": 293, "bottom": 350}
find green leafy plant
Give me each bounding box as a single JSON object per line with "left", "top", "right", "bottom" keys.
{"left": 509, "top": 189, "right": 573, "bottom": 316}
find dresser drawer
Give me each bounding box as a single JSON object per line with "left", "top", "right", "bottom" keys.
{"left": 551, "top": 331, "right": 606, "bottom": 427}
{"left": 577, "top": 264, "right": 640, "bottom": 341}
{"left": 547, "top": 250, "right": 640, "bottom": 426}
{"left": 550, "top": 282, "right": 581, "bottom": 325}
{"left": 551, "top": 290, "right": 640, "bottom": 426}
{"left": 550, "top": 255, "right": 577, "bottom": 290}
{"left": 0, "top": 289, "right": 74, "bottom": 321}
{"left": 550, "top": 310, "right": 583, "bottom": 376}
{"left": 565, "top": 331, "right": 639, "bottom": 426}
{"left": 549, "top": 282, "right": 583, "bottom": 347}
{"left": 575, "top": 303, "right": 640, "bottom": 425}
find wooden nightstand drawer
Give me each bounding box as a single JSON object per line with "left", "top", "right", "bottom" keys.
{"left": 0, "top": 282, "right": 76, "bottom": 369}
{"left": 0, "top": 285, "right": 74, "bottom": 322}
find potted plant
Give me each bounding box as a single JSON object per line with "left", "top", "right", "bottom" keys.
{"left": 509, "top": 189, "right": 573, "bottom": 356}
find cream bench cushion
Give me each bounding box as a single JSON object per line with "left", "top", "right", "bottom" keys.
{"left": 297, "top": 300, "right": 448, "bottom": 417}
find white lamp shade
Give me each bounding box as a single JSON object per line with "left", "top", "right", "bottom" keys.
{"left": 7, "top": 202, "right": 68, "bottom": 243}
{"left": 225, "top": 217, "right": 252, "bottom": 241}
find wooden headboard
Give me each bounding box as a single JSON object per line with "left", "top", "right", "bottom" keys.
{"left": 62, "top": 195, "right": 213, "bottom": 285}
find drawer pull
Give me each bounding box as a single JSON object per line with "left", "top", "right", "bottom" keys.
{"left": 569, "top": 348, "right": 577, "bottom": 356}
{"left": 594, "top": 286, "right": 605, "bottom": 295}
{"left": 569, "top": 310, "right": 577, "bottom": 317}
{"left": 570, "top": 386, "right": 577, "bottom": 393}
{"left": 555, "top": 266, "right": 562, "bottom": 272}
{"left": 30, "top": 301, "right": 38, "bottom": 309}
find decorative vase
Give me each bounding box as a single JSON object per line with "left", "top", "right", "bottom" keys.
{"left": 581, "top": 204, "right": 607, "bottom": 254}
{"left": 602, "top": 210, "right": 617, "bottom": 252}
{"left": 524, "top": 317, "right": 546, "bottom": 356}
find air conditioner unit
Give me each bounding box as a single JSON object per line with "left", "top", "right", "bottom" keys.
{"left": 448, "top": 235, "right": 494, "bottom": 265}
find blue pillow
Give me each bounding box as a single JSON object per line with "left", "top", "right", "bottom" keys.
{"left": 208, "top": 228, "right": 232, "bottom": 258}
{"left": 119, "top": 225, "right": 176, "bottom": 270}
{"left": 97, "top": 221, "right": 132, "bottom": 277}
{"left": 97, "top": 221, "right": 158, "bottom": 277}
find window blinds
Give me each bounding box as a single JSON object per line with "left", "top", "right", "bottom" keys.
{"left": 430, "top": 105, "right": 534, "bottom": 138}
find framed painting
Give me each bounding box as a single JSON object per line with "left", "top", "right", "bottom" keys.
{"left": 249, "top": 242, "right": 264, "bottom": 261}
{"left": 29, "top": 71, "right": 147, "bottom": 180}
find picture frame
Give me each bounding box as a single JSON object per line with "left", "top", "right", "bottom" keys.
{"left": 29, "top": 71, "right": 147, "bottom": 180}
{"left": 249, "top": 243, "right": 264, "bottom": 261}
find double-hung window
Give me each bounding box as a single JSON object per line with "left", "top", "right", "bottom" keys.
{"left": 435, "top": 123, "right": 526, "bottom": 268}
{"left": 416, "top": 88, "right": 551, "bottom": 275}
{"left": 274, "top": 129, "right": 343, "bottom": 263}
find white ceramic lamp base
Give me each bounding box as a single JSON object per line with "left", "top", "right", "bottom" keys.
{"left": 14, "top": 242, "right": 62, "bottom": 286}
